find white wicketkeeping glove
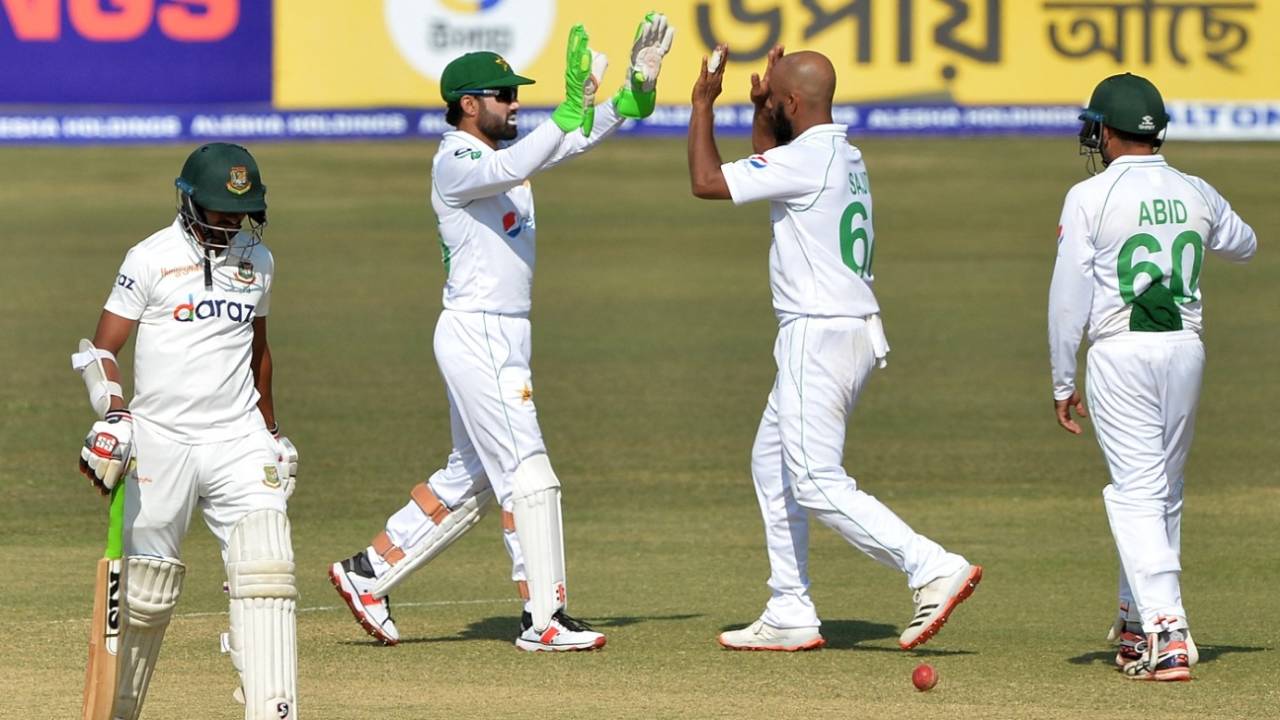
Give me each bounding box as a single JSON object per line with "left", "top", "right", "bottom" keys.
{"left": 79, "top": 409, "right": 133, "bottom": 495}
{"left": 613, "top": 11, "right": 675, "bottom": 119}
{"left": 629, "top": 11, "right": 674, "bottom": 92}
{"left": 271, "top": 432, "right": 298, "bottom": 499}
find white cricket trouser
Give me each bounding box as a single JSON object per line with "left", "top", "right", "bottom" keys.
{"left": 377, "top": 310, "right": 542, "bottom": 588}
{"left": 752, "top": 316, "right": 966, "bottom": 629}
{"left": 1086, "top": 331, "right": 1203, "bottom": 633}
{"left": 125, "top": 420, "right": 287, "bottom": 559}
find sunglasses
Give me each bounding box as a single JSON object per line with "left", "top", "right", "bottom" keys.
{"left": 460, "top": 87, "right": 518, "bottom": 103}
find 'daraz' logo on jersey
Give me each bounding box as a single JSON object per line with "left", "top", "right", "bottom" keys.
{"left": 172, "top": 294, "right": 257, "bottom": 323}
{"left": 502, "top": 211, "right": 523, "bottom": 238}
{"left": 748, "top": 155, "right": 768, "bottom": 169}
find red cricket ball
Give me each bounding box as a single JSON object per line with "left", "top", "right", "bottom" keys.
{"left": 912, "top": 663, "right": 938, "bottom": 691}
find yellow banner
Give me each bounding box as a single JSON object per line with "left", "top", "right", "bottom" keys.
{"left": 274, "top": 1, "right": 1279, "bottom": 109}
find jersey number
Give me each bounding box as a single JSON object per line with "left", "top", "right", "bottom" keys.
{"left": 839, "top": 201, "right": 874, "bottom": 278}
{"left": 1117, "top": 230, "right": 1203, "bottom": 304}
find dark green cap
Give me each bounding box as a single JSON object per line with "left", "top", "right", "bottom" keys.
{"left": 175, "top": 143, "right": 266, "bottom": 213}
{"left": 439, "top": 51, "right": 535, "bottom": 102}
{"left": 1081, "top": 73, "right": 1169, "bottom": 136}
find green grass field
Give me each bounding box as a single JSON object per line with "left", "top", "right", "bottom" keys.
{"left": 2, "top": 136, "right": 1277, "bottom": 719}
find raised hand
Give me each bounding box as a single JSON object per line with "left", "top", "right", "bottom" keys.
{"left": 551, "top": 24, "right": 596, "bottom": 134}
{"left": 750, "top": 44, "right": 785, "bottom": 107}
{"left": 615, "top": 11, "right": 676, "bottom": 119}
{"left": 692, "top": 44, "right": 728, "bottom": 108}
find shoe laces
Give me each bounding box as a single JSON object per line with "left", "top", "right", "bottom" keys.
{"left": 554, "top": 611, "right": 594, "bottom": 632}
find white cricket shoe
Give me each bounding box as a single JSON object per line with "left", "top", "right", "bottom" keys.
{"left": 515, "top": 611, "right": 607, "bottom": 652}
{"left": 329, "top": 550, "right": 400, "bottom": 646}
{"left": 1112, "top": 614, "right": 1198, "bottom": 668}
{"left": 899, "top": 564, "right": 983, "bottom": 650}
{"left": 1122, "top": 629, "right": 1192, "bottom": 682}
{"left": 717, "top": 620, "right": 825, "bottom": 651}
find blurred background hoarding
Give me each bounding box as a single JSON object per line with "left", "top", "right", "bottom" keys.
{"left": 1, "top": 0, "right": 1276, "bottom": 143}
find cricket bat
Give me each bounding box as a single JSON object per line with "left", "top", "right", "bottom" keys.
{"left": 82, "top": 481, "right": 125, "bottom": 720}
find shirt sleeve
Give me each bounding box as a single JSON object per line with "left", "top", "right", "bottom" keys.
{"left": 1195, "top": 176, "right": 1257, "bottom": 263}
{"left": 103, "top": 247, "right": 151, "bottom": 320}
{"left": 433, "top": 120, "right": 568, "bottom": 206}
{"left": 1047, "top": 186, "right": 1094, "bottom": 401}
{"left": 541, "top": 99, "right": 626, "bottom": 171}
{"left": 720, "top": 144, "right": 822, "bottom": 206}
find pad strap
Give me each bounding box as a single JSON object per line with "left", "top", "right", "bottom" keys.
{"left": 369, "top": 487, "right": 494, "bottom": 598}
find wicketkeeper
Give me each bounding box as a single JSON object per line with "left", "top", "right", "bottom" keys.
{"left": 329, "top": 14, "right": 674, "bottom": 651}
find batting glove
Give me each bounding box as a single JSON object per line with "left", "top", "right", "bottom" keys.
{"left": 614, "top": 11, "right": 675, "bottom": 119}
{"left": 79, "top": 409, "right": 133, "bottom": 495}
{"left": 269, "top": 426, "right": 298, "bottom": 499}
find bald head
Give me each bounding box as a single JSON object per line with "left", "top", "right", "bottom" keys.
{"left": 773, "top": 51, "right": 836, "bottom": 112}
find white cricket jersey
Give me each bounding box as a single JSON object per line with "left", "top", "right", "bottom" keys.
{"left": 105, "top": 218, "right": 274, "bottom": 442}
{"left": 431, "top": 102, "right": 623, "bottom": 315}
{"left": 721, "top": 123, "right": 879, "bottom": 321}
{"left": 1048, "top": 154, "right": 1257, "bottom": 399}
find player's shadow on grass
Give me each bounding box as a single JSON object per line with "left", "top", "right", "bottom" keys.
{"left": 1066, "top": 644, "right": 1266, "bottom": 666}
{"left": 714, "top": 619, "right": 976, "bottom": 655}
{"left": 395, "top": 613, "right": 704, "bottom": 645}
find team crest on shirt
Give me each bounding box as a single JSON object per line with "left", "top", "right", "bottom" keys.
{"left": 226, "top": 166, "right": 252, "bottom": 195}
{"left": 262, "top": 466, "right": 281, "bottom": 489}
{"left": 748, "top": 155, "right": 768, "bottom": 169}
{"left": 236, "top": 261, "right": 255, "bottom": 284}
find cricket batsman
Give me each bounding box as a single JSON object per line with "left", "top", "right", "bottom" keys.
{"left": 1049, "top": 73, "right": 1257, "bottom": 681}
{"left": 329, "top": 14, "right": 674, "bottom": 651}
{"left": 74, "top": 143, "right": 300, "bottom": 718}
{"left": 687, "top": 45, "right": 982, "bottom": 652}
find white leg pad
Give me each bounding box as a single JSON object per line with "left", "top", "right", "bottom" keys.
{"left": 113, "top": 556, "right": 185, "bottom": 720}
{"left": 227, "top": 510, "right": 297, "bottom": 720}
{"left": 371, "top": 487, "right": 494, "bottom": 598}
{"left": 510, "top": 454, "right": 566, "bottom": 633}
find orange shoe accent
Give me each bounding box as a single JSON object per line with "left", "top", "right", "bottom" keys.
{"left": 717, "top": 636, "right": 826, "bottom": 652}
{"left": 899, "top": 565, "right": 983, "bottom": 650}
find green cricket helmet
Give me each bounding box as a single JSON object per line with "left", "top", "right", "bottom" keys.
{"left": 174, "top": 143, "right": 267, "bottom": 260}
{"left": 1079, "top": 73, "right": 1170, "bottom": 151}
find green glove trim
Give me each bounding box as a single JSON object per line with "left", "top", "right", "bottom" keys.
{"left": 552, "top": 24, "right": 593, "bottom": 134}
{"left": 613, "top": 84, "right": 656, "bottom": 120}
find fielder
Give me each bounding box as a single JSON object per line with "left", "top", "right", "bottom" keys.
{"left": 1049, "top": 73, "right": 1257, "bottom": 681}
{"left": 74, "top": 143, "right": 300, "bottom": 718}
{"left": 329, "top": 15, "right": 674, "bottom": 651}
{"left": 688, "top": 45, "right": 982, "bottom": 651}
